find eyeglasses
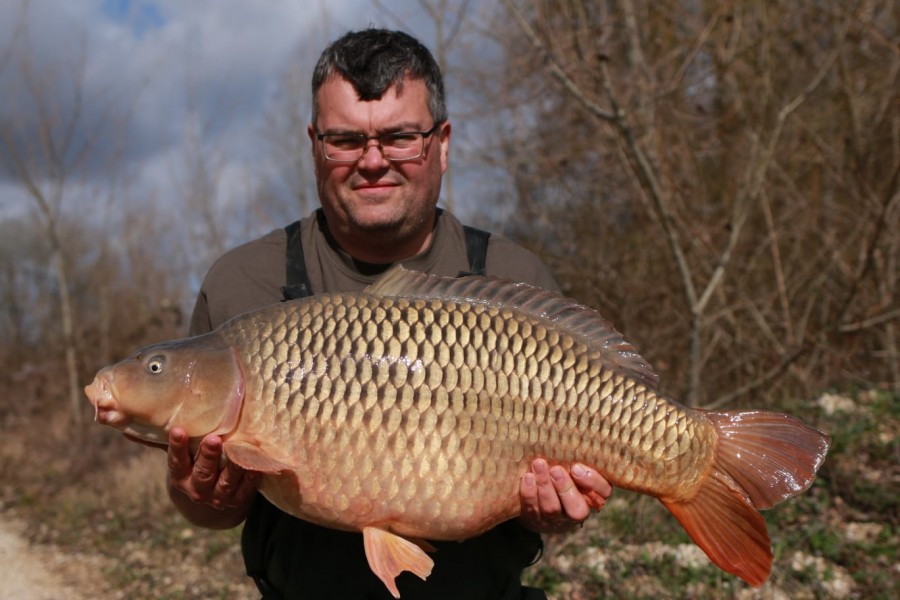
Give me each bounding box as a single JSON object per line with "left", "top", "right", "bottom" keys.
{"left": 315, "top": 123, "right": 443, "bottom": 162}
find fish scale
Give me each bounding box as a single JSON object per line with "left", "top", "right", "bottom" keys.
{"left": 85, "top": 265, "right": 829, "bottom": 596}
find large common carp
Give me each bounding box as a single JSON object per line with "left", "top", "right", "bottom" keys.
{"left": 85, "top": 266, "right": 829, "bottom": 597}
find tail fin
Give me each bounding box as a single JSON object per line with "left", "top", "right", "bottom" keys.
{"left": 661, "top": 410, "right": 829, "bottom": 587}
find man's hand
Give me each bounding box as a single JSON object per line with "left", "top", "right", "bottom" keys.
{"left": 166, "top": 427, "right": 260, "bottom": 528}
{"left": 519, "top": 458, "right": 612, "bottom": 533}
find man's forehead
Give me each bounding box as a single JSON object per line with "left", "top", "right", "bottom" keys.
{"left": 318, "top": 73, "right": 425, "bottom": 101}
{"left": 315, "top": 76, "right": 432, "bottom": 126}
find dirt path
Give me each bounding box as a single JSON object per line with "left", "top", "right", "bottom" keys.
{"left": 0, "top": 516, "right": 99, "bottom": 600}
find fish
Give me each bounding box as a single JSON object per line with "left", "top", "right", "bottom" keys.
{"left": 84, "top": 266, "right": 829, "bottom": 597}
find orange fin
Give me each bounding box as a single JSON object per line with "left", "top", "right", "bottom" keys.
{"left": 662, "top": 470, "right": 772, "bottom": 586}
{"left": 362, "top": 526, "right": 434, "bottom": 598}
{"left": 222, "top": 440, "right": 292, "bottom": 474}
{"left": 662, "top": 409, "right": 830, "bottom": 587}
{"left": 703, "top": 410, "right": 830, "bottom": 508}
{"left": 583, "top": 490, "right": 609, "bottom": 512}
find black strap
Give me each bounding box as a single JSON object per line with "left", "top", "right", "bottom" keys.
{"left": 461, "top": 225, "right": 490, "bottom": 277}
{"left": 282, "top": 220, "right": 311, "bottom": 301}
{"left": 282, "top": 218, "right": 492, "bottom": 301}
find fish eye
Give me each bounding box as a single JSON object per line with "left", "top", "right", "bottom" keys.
{"left": 146, "top": 355, "right": 166, "bottom": 374}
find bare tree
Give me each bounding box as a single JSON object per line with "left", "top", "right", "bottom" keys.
{"left": 1, "top": 17, "right": 91, "bottom": 426}
{"left": 258, "top": 39, "right": 321, "bottom": 224}
{"left": 373, "top": 0, "right": 473, "bottom": 212}
{"left": 0, "top": 2, "right": 139, "bottom": 426}
{"left": 472, "top": 0, "right": 899, "bottom": 404}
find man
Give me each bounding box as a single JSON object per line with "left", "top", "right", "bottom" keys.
{"left": 164, "top": 29, "right": 612, "bottom": 599}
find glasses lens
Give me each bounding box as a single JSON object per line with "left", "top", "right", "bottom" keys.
{"left": 381, "top": 133, "right": 423, "bottom": 160}
{"left": 322, "top": 135, "right": 365, "bottom": 161}
{"left": 321, "top": 132, "right": 426, "bottom": 162}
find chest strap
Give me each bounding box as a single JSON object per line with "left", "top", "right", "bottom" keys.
{"left": 282, "top": 218, "right": 491, "bottom": 301}
{"left": 281, "top": 219, "right": 310, "bottom": 301}
{"left": 461, "top": 225, "right": 490, "bottom": 277}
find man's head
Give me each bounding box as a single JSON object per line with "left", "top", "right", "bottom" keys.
{"left": 308, "top": 29, "right": 451, "bottom": 264}
{"left": 311, "top": 28, "right": 447, "bottom": 126}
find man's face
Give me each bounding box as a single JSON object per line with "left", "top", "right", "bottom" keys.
{"left": 309, "top": 76, "right": 450, "bottom": 260}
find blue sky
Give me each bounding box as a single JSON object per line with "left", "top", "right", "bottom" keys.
{"left": 101, "top": 0, "right": 166, "bottom": 36}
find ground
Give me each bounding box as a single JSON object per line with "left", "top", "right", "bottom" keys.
{"left": 0, "top": 517, "right": 97, "bottom": 600}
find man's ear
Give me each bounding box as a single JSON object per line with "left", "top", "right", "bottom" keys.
{"left": 438, "top": 120, "right": 451, "bottom": 173}
{"left": 307, "top": 122, "right": 317, "bottom": 156}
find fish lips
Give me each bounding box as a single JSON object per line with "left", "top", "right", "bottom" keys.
{"left": 84, "top": 371, "right": 169, "bottom": 447}
{"left": 85, "top": 371, "right": 130, "bottom": 427}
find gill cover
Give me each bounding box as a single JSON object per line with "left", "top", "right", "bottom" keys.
{"left": 98, "top": 333, "right": 245, "bottom": 445}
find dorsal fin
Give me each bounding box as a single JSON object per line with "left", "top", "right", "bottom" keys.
{"left": 367, "top": 265, "right": 658, "bottom": 389}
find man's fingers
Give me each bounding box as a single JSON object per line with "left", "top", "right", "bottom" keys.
{"left": 519, "top": 472, "right": 540, "bottom": 520}
{"left": 232, "top": 470, "right": 261, "bottom": 507}
{"left": 571, "top": 463, "right": 612, "bottom": 498}
{"left": 164, "top": 431, "right": 259, "bottom": 512}
{"left": 531, "top": 458, "right": 563, "bottom": 515}
{"left": 549, "top": 466, "right": 591, "bottom": 522}
{"left": 166, "top": 428, "right": 192, "bottom": 479}
{"left": 191, "top": 435, "right": 224, "bottom": 492}
{"left": 214, "top": 462, "right": 259, "bottom": 509}
{"left": 570, "top": 464, "right": 612, "bottom": 511}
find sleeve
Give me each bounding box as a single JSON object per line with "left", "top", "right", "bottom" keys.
{"left": 485, "top": 235, "right": 560, "bottom": 292}
{"left": 185, "top": 229, "right": 287, "bottom": 336}
{"left": 188, "top": 288, "right": 214, "bottom": 337}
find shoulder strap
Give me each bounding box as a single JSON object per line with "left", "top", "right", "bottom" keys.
{"left": 462, "top": 225, "right": 491, "bottom": 276}
{"left": 282, "top": 219, "right": 312, "bottom": 300}
{"left": 283, "top": 218, "right": 492, "bottom": 299}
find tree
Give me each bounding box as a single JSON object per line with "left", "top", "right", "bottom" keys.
{"left": 373, "top": 0, "right": 475, "bottom": 212}
{"left": 473, "top": 0, "right": 899, "bottom": 404}
{"left": 0, "top": 2, "right": 132, "bottom": 426}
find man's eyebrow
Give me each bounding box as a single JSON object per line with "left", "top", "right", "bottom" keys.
{"left": 382, "top": 121, "right": 428, "bottom": 132}
{"left": 319, "top": 122, "right": 428, "bottom": 135}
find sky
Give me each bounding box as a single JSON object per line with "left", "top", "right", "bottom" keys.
{"left": 0, "top": 0, "right": 492, "bottom": 234}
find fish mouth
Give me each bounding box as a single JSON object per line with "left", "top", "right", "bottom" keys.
{"left": 84, "top": 371, "right": 131, "bottom": 428}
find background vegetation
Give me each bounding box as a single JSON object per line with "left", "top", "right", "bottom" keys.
{"left": 1, "top": 1, "right": 897, "bottom": 598}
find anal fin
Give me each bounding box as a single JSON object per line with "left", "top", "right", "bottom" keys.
{"left": 362, "top": 526, "right": 434, "bottom": 598}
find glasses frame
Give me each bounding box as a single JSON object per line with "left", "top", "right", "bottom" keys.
{"left": 315, "top": 122, "right": 443, "bottom": 163}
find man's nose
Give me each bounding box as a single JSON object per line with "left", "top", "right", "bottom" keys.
{"left": 357, "top": 140, "right": 390, "bottom": 168}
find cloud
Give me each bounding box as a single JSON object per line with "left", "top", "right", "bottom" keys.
{"left": 0, "top": 0, "right": 376, "bottom": 213}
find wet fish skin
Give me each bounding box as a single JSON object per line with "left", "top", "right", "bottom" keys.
{"left": 224, "top": 293, "right": 707, "bottom": 531}
{"left": 84, "top": 266, "right": 829, "bottom": 597}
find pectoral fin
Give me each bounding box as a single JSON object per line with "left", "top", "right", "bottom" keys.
{"left": 222, "top": 440, "right": 292, "bottom": 474}
{"left": 362, "top": 526, "right": 434, "bottom": 598}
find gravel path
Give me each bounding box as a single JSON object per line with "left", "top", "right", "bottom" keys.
{"left": 0, "top": 516, "right": 95, "bottom": 600}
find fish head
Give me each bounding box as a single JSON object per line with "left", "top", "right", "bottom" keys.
{"left": 84, "top": 334, "right": 245, "bottom": 447}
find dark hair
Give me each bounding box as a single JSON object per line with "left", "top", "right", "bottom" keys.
{"left": 311, "top": 28, "right": 447, "bottom": 125}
